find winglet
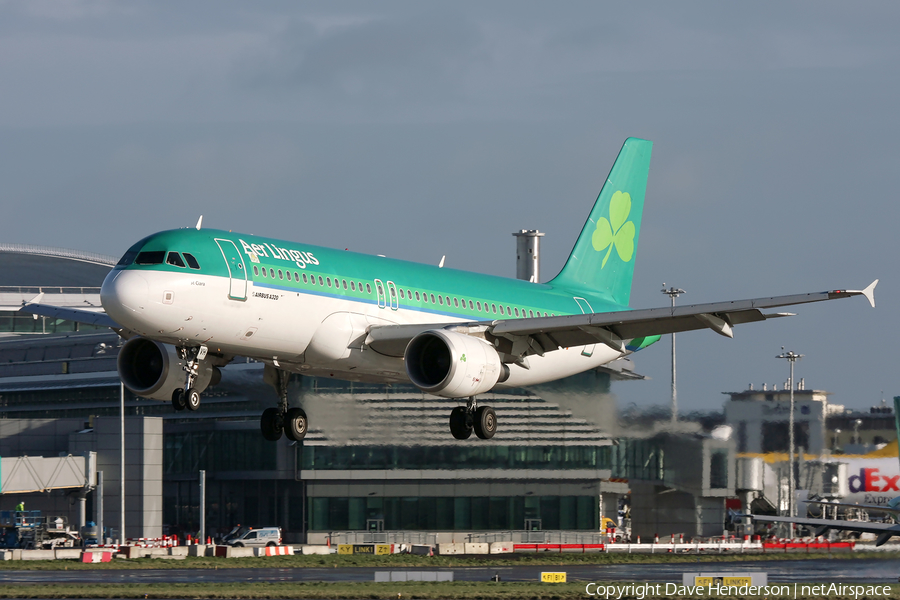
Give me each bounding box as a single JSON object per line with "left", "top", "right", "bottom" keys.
{"left": 862, "top": 279, "right": 878, "bottom": 308}
{"left": 196, "top": 215, "right": 203, "bottom": 230}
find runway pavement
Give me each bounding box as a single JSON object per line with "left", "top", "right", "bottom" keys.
{"left": 0, "top": 559, "right": 896, "bottom": 585}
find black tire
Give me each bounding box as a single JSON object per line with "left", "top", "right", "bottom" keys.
{"left": 186, "top": 388, "right": 201, "bottom": 411}
{"left": 266, "top": 541, "right": 276, "bottom": 547}
{"left": 473, "top": 406, "right": 497, "bottom": 440}
{"left": 233, "top": 542, "right": 243, "bottom": 548}
{"left": 171, "top": 389, "right": 186, "bottom": 411}
{"left": 284, "top": 407, "right": 308, "bottom": 442}
{"left": 449, "top": 406, "right": 472, "bottom": 440}
{"left": 261, "top": 407, "right": 283, "bottom": 441}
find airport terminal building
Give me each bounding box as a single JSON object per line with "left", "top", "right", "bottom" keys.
{"left": 0, "top": 246, "right": 737, "bottom": 543}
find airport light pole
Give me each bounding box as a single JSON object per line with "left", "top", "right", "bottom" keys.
{"left": 776, "top": 348, "right": 802, "bottom": 539}
{"left": 661, "top": 285, "right": 685, "bottom": 423}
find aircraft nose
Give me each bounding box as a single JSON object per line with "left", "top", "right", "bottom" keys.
{"left": 101, "top": 269, "right": 149, "bottom": 324}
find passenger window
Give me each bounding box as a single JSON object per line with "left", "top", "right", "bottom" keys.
{"left": 253, "top": 266, "right": 259, "bottom": 276}
{"left": 303, "top": 273, "right": 308, "bottom": 283}
{"left": 499, "top": 305, "right": 504, "bottom": 315}
{"left": 294, "top": 272, "right": 299, "bottom": 280}
{"left": 390, "top": 287, "right": 396, "bottom": 297}
{"left": 476, "top": 301, "right": 481, "bottom": 311}
{"left": 423, "top": 294, "right": 428, "bottom": 304}
{"left": 262, "top": 268, "right": 268, "bottom": 278}
{"left": 529, "top": 310, "right": 534, "bottom": 318}
{"left": 492, "top": 304, "right": 497, "bottom": 313}
{"left": 183, "top": 253, "right": 201, "bottom": 269}
{"left": 269, "top": 269, "right": 275, "bottom": 278}
{"left": 514, "top": 308, "right": 519, "bottom": 316}
{"left": 278, "top": 269, "right": 284, "bottom": 280}
{"left": 326, "top": 277, "right": 331, "bottom": 287}
{"left": 438, "top": 295, "right": 443, "bottom": 305}
{"left": 342, "top": 280, "right": 348, "bottom": 290}
{"left": 415, "top": 291, "right": 420, "bottom": 301}
{"left": 469, "top": 300, "right": 474, "bottom": 310}
{"left": 351, "top": 281, "right": 356, "bottom": 291}
{"left": 453, "top": 298, "right": 458, "bottom": 307}
{"left": 366, "top": 283, "right": 371, "bottom": 294}
{"left": 430, "top": 294, "right": 436, "bottom": 303}
{"left": 135, "top": 251, "right": 165, "bottom": 265}
{"left": 407, "top": 289, "right": 412, "bottom": 299}
{"left": 318, "top": 276, "right": 324, "bottom": 286}
{"left": 286, "top": 272, "right": 292, "bottom": 281}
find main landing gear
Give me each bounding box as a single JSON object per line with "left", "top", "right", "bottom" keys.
{"left": 449, "top": 397, "right": 497, "bottom": 440}
{"left": 260, "top": 368, "right": 309, "bottom": 443}
{"left": 172, "top": 345, "right": 206, "bottom": 412}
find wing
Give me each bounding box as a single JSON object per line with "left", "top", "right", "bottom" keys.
{"left": 18, "top": 303, "right": 123, "bottom": 331}
{"left": 742, "top": 513, "right": 900, "bottom": 545}
{"left": 366, "top": 281, "right": 878, "bottom": 358}
{"left": 807, "top": 500, "right": 900, "bottom": 516}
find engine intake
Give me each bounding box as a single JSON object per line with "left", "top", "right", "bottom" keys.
{"left": 405, "top": 330, "right": 506, "bottom": 398}
{"left": 117, "top": 337, "right": 217, "bottom": 401}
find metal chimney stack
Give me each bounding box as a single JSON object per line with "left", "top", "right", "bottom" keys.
{"left": 513, "top": 229, "right": 544, "bottom": 283}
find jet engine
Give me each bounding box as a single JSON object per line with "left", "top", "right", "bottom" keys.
{"left": 117, "top": 337, "right": 220, "bottom": 401}
{"left": 404, "top": 330, "right": 508, "bottom": 398}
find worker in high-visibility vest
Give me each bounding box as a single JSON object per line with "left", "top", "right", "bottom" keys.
{"left": 15, "top": 501, "right": 24, "bottom": 525}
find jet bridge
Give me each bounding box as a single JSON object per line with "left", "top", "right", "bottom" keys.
{"left": 1, "top": 453, "right": 94, "bottom": 494}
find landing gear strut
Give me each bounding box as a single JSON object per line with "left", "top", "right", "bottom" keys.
{"left": 449, "top": 396, "right": 496, "bottom": 440}
{"left": 260, "top": 368, "right": 309, "bottom": 442}
{"left": 172, "top": 345, "right": 207, "bottom": 412}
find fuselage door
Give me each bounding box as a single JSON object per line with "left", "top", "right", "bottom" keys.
{"left": 386, "top": 281, "right": 399, "bottom": 311}
{"left": 573, "top": 297, "right": 595, "bottom": 356}
{"left": 374, "top": 279, "right": 386, "bottom": 309}
{"left": 215, "top": 238, "right": 248, "bottom": 301}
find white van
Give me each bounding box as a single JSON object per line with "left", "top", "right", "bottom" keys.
{"left": 227, "top": 527, "right": 282, "bottom": 547}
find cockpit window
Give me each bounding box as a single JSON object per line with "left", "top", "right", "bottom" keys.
{"left": 135, "top": 251, "right": 165, "bottom": 265}
{"left": 116, "top": 250, "right": 138, "bottom": 267}
{"left": 166, "top": 252, "right": 186, "bottom": 268}
{"left": 183, "top": 253, "right": 200, "bottom": 270}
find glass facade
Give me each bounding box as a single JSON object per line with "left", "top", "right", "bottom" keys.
{"left": 308, "top": 495, "right": 598, "bottom": 531}
{"left": 165, "top": 431, "right": 277, "bottom": 474}
{"left": 301, "top": 444, "right": 612, "bottom": 471}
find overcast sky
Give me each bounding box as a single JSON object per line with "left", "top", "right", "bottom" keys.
{"left": 1, "top": 1, "right": 898, "bottom": 413}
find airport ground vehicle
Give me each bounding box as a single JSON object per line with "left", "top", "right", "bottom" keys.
{"left": 226, "top": 526, "right": 282, "bottom": 547}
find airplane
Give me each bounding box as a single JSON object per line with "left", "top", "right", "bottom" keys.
{"left": 742, "top": 496, "right": 900, "bottom": 546}
{"left": 18, "top": 137, "right": 878, "bottom": 442}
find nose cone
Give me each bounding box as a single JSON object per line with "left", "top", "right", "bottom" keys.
{"left": 101, "top": 269, "right": 149, "bottom": 327}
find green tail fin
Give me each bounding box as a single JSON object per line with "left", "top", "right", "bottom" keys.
{"left": 548, "top": 137, "right": 652, "bottom": 306}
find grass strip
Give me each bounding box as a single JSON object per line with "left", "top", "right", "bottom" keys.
{"left": 2, "top": 581, "right": 898, "bottom": 599}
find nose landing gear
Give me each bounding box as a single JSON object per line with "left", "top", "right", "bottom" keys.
{"left": 449, "top": 397, "right": 497, "bottom": 440}
{"left": 260, "top": 367, "right": 309, "bottom": 442}
{"left": 172, "top": 345, "right": 207, "bottom": 412}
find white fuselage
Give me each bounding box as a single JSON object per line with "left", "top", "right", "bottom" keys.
{"left": 101, "top": 267, "right": 625, "bottom": 389}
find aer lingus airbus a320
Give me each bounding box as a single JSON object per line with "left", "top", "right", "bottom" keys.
{"left": 20, "top": 138, "right": 877, "bottom": 442}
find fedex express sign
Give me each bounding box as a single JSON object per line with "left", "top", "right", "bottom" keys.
{"left": 849, "top": 468, "right": 900, "bottom": 493}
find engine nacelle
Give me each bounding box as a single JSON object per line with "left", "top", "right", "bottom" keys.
{"left": 117, "top": 337, "right": 218, "bottom": 401}
{"left": 404, "top": 330, "right": 507, "bottom": 398}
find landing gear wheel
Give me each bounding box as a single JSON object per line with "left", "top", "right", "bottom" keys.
{"left": 185, "top": 388, "right": 201, "bottom": 411}
{"left": 284, "top": 407, "right": 309, "bottom": 442}
{"left": 171, "top": 389, "right": 186, "bottom": 411}
{"left": 473, "top": 406, "right": 497, "bottom": 440}
{"left": 261, "top": 407, "right": 283, "bottom": 441}
{"left": 449, "top": 406, "right": 473, "bottom": 440}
